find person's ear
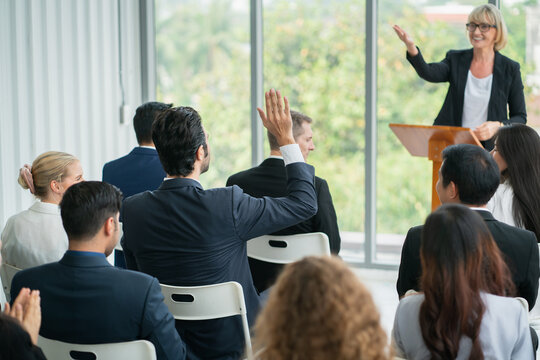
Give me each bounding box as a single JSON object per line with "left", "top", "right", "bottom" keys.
{"left": 448, "top": 181, "right": 458, "bottom": 200}
{"left": 103, "top": 217, "right": 115, "bottom": 237}
{"left": 195, "top": 145, "right": 205, "bottom": 162}
{"left": 50, "top": 180, "right": 61, "bottom": 194}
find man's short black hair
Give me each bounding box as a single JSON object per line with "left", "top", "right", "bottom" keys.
{"left": 152, "top": 106, "right": 207, "bottom": 177}
{"left": 134, "top": 101, "right": 173, "bottom": 144}
{"left": 60, "top": 181, "right": 123, "bottom": 240}
{"left": 441, "top": 144, "right": 500, "bottom": 205}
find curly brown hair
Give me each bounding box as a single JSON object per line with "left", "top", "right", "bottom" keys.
{"left": 252, "top": 256, "right": 391, "bottom": 360}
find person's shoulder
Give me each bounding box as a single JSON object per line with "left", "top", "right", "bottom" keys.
{"left": 406, "top": 225, "right": 423, "bottom": 239}
{"left": 397, "top": 293, "right": 425, "bottom": 314}
{"left": 14, "top": 262, "right": 59, "bottom": 281}
{"left": 496, "top": 51, "right": 520, "bottom": 69}
{"left": 122, "top": 189, "right": 152, "bottom": 208}
{"left": 483, "top": 293, "right": 525, "bottom": 313}
{"left": 490, "top": 218, "right": 536, "bottom": 242}
{"left": 227, "top": 167, "right": 258, "bottom": 185}
{"left": 446, "top": 48, "right": 472, "bottom": 58}
{"left": 109, "top": 267, "right": 155, "bottom": 284}
{"left": 103, "top": 151, "right": 134, "bottom": 169}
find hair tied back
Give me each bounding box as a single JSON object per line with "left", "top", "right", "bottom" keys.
{"left": 19, "top": 164, "right": 35, "bottom": 194}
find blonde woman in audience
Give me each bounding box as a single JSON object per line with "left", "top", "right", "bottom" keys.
{"left": 393, "top": 204, "right": 533, "bottom": 359}
{"left": 252, "top": 256, "right": 391, "bottom": 360}
{"left": 488, "top": 124, "right": 540, "bottom": 241}
{"left": 1, "top": 151, "right": 83, "bottom": 270}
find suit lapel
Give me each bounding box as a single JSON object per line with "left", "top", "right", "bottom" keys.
{"left": 456, "top": 49, "right": 474, "bottom": 124}
{"left": 487, "top": 51, "right": 502, "bottom": 121}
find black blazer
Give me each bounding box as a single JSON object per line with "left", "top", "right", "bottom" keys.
{"left": 226, "top": 158, "right": 340, "bottom": 292}
{"left": 397, "top": 210, "right": 539, "bottom": 310}
{"left": 122, "top": 162, "right": 317, "bottom": 360}
{"left": 407, "top": 47, "right": 526, "bottom": 149}
{"left": 11, "top": 252, "right": 186, "bottom": 360}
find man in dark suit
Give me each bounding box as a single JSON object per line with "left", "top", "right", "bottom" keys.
{"left": 103, "top": 101, "right": 171, "bottom": 267}
{"left": 103, "top": 101, "right": 171, "bottom": 198}
{"left": 227, "top": 110, "right": 340, "bottom": 292}
{"left": 121, "top": 89, "right": 317, "bottom": 360}
{"left": 11, "top": 181, "right": 185, "bottom": 360}
{"left": 397, "top": 144, "right": 539, "bottom": 311}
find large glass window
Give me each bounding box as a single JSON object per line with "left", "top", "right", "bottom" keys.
{"left": 263, "top": 0, "right": 366, "bottom": 260}
{"left": 376, "top": 1, "right": 486, "bottom": 263}
{"left": 502, "top": 0, "right": 540, "bottom": 131}
{"left": 154, "top": 0, "right": 536, "bottom": 267}
{"left": 155, "top": 0, "right": 251, "bottom": 189}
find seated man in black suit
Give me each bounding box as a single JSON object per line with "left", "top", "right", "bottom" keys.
{"left": 397, "top": 144, "right": 539, "bottom": 311}
{"left": 121, "top": 89, "right": 317, "bottom": 360}
{"left": 11, "top": 182, "right": 186, "bottom": 360}
{"left": 227, "top": 110, "right": 340, "bottom": 292}
{"left": 103, "top": 101, "right": 171, "bottom": 268}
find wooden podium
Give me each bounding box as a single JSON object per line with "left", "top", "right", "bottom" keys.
{"left": 389, "top": 124, "right": 482, "bottom": 211}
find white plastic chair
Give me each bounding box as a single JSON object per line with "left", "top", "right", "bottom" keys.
{"left": 247, "top": 232, "right": 331, "bottom": 264}
{"left": 0, "top": 263, "right": 22, "bottom": 302}
{"left": 38, "top": 336, "right": 157, "bottom": 360}
{"left": 160, "top": 281, "right": 253, "bottom": 359}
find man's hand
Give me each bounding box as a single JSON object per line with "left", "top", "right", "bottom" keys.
{"left": 257, "top": 89, "right": 295, "bottom": 147}
{"left": 4, "top": 288, "right": 41, "bottom": 345}
{"left": 473, "top": 121, "right": 501, "bottom": 141}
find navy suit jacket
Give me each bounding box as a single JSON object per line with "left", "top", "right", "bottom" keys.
{"left": 103, "top": 147, "right": 166, "bottom": 198}
{"left": 397, "top": 210, "right": 539, "bottom": 310}
{"left": 11, "top": 251, "right": 186, "bottom": 360}
{"left": 226, "top": 157, "right": 340, "bottom": 292}
{"left": 121, "top": 162, "right": 317, "bottom": 360}
{"left": 407, "top": 48, "right": 526, "bottom": 150}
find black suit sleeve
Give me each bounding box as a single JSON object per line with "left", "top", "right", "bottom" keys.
{"left": 521, "top": 232, "right": 539, "bottom": 310}
{"left": 232, "top": 162, "right": 317, "bottom": 241}
{"left": 313, "top": 179, "right": 341, "bottom": 254}
{"left": 406, "top": 47, "right": 451, "bottom": 83}
{"left": 396, "top": 227, "right": 423, "bottom": 298}
{"left": 506, "top": 62, "right": 527, "bottom": 125}
{"left": 121, "top": 233, "right": 139, "bottom": 271}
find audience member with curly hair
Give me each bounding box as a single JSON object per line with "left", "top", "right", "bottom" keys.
{"left": 252, "top": 256, "right": 391, "bottom": 360}
{"left": 393, "top": 204, "right": 534, "bottom": 359}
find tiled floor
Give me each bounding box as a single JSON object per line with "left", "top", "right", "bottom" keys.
{"left": 351, "top": 267, "right": 399, "bottom": 336}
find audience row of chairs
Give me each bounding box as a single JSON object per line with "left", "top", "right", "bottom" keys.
{"left": 1, "top": 232, "right": 331, "bottom": 360}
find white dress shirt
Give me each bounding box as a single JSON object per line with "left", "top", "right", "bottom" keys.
{"left": 487, "top": 181, "right": 517, "bottom": 227}
{"left": 1, "top": 201, "right": 68, "bottom": 269}
{"left": 462, "top": 70, "right": 493, "bottom": 129}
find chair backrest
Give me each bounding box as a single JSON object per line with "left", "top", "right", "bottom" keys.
{"left": 160, "top": 281, "right": 253, "bottom": 359}
{"left": 247, "top": 232, "right": 331, "bottom": 264}
{"left": 38, "top": 336, "right": 157, "bottom": 360}
{"left": 0, "top": 263, "right": 22, "bottom": 302}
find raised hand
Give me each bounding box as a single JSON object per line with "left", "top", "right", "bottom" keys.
{"left": 393, "top": 25, "right": 418, "bottom": 56}
{"left": 257, "top": 89, "right": 295, "bottom": 147}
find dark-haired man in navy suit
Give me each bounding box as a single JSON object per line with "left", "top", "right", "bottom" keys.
{"left": 11, "top": 181, "right": 185, "bottom": 360}
{"left": 103, "top": 101, "right": 171, "bottom": 267}
{"left": 122, "top": 89, "right": 317, "bottom": 360}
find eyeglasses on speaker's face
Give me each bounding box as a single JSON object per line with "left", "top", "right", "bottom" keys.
{"left": 466, "top": 23, "right": 497, "bottom": 33}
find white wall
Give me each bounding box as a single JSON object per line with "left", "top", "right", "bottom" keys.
{"left": 0, "top": 0, "right": 146, "bottom": 227}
